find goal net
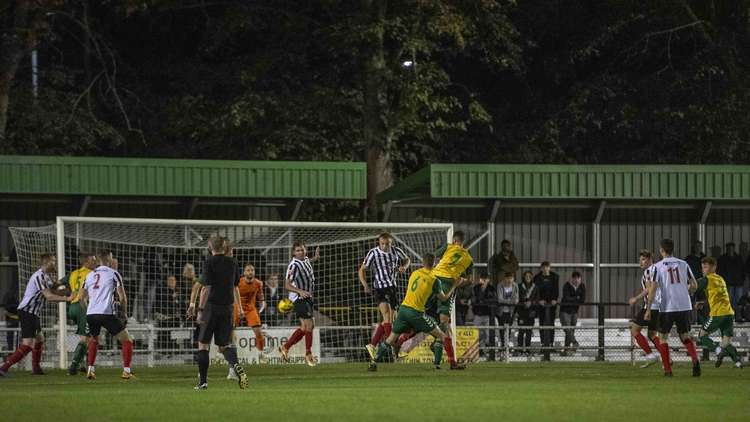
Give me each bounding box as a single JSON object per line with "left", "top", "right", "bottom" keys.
{"left": 10, "top": 217, "right": 451, "bottom": 368}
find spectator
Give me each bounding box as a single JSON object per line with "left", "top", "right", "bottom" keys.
{"left": 560, "top": 271, "right": 586, "bottom": 355}
{"left": 489, "top": 239, "right": 520, "bottom": 283}
{"left": 471, "top": 271, "right": 495, "bottom": 360}
{"left": 684, "top": 241, "right": 705, "bottom": 282}
{"left": 495, "top": 272, "right": 518, "bottom": 360}
{"left": 717, "top": 242, "right": 745, "bottom": 322}
{"left": 516, "top": 271, "right": 538, "bottom": 356}
{"left": 455, "top": 277, "right": 474, "bottom": 326}
{"left": 155, "top": 275, "right": 185, "bottom": 352}
{"left": 2, "top": 290, "right": 19, "bottom": 356}
{"left": 534, "top": 261, "right": 559, "bottom": 360}
{"left": 264, "top": 273, "right": 282, "bottom": 326}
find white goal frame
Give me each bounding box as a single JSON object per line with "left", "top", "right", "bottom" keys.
{"left": 53, "top": 216, "right": 454, "bottom": 368}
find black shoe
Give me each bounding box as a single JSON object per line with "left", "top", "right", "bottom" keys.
{"left": 79, "top": 366, "right": 86, "bottom": 373}
{"left": 233, "top": 364, "right": 248, "bottom": 390}
{"left": 433, "top": 364, "right": 441, "bottom": 370}
{"left": 715, "top": 350, "right": 726, "bottom": 368}
{"left": 664, "top": 371, "right": 673, "bottom": 377}
{"left": 194, "top": 382, "right": 208, "bottom": 390}
{"left": 367, "top": 362, "right": 377, "bottom": 372}
{"left": 692, "top": 361, "right": 701, "bottom": 377}
{"left": 31, "top": 369, "right": 45, "bottom": 375}
{"left": 68, "top": 365, "right": 78, "bottom": 376}
{"left": 450, "top": 362, "right": 466, "bottom": 370}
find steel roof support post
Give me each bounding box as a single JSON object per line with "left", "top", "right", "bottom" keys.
{"left": 382, "top": 201, "right": 393, "bottom": 222}
{"left": 592, "top": 201, "right": 607, "bottom": 321}
{"left": 698, "top": 202, "right": 712, "bottom": 253}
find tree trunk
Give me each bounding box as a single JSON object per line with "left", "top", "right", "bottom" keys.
{"left": 361, "top": 0, "right": 393, "bottom": 220}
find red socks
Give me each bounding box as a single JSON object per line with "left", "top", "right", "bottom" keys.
{"left": 634, "top": 333, "right": 652, "bottom": 354}
{"left": 256, "top": 334, "right": 265, "bottom": 352}
{"left": 284, "top": 329, "right": 305, "bottom": 350}
{"left": 370, "top": 324, "right": 385, "bottom": 346}
{"left": 682, "top": 338, "right": 699, "bottom": 363}
{"left": 443, "top": 337, "right": 456, "bottom": 364}
{"left": 31, "top": 342, "right": 43, "bottom": 371}
{"left": 122, "top": 340, "right": 133, "bottom": 369}
{"left": 304, "top": 331, "right": 313, "bottom": 354}
{"left": 656, "top": 341, "right": 672, "bottom": 373}
{"left": 87, "top": 339, "right": 99, "bottom": 366}
{"left": 383, "top": 322, "right": 392, "bottom": 338}
{"left": 1, "top": 344, "right": 32, "bottom": 371}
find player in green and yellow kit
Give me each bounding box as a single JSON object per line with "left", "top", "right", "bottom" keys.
{"left": 367, "top": 254, "right": 468, "bottom": 371}
{"left": 64, "top": 252, "right": 97, "bottom": 375}
{"left": 695, "top": 256, "right": 743, "bottom": 369}
{"left": 430, "top": 231, "right": 473, "bottom": 340}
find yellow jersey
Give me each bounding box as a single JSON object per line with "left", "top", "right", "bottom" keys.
{"left": 401, "top": 268, "right": 439, "bottom": 312}
{"left": 68, "top": 267, "right": 92, "bottom": 303}
{"left": 431, "top": 243, "right": 473, "bottom": 280}
{"left": 699, "top": 273, "right": 734, "bottom": 317}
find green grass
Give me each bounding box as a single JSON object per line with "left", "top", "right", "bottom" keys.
{"left": 3, "top": 362, "right": 747, "bottom": 421}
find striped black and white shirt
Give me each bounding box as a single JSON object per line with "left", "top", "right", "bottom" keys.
{"left": 18, "top": 269, "right": 53, "bottom": 316}
{"left": 287, "top": 257, "right": 315, "bottom": 302}
{"left": 641, "top": 264, "right": 660, "bottom": 310}
{"left": 362, "top": 246, "right": 408, "bottom": 289}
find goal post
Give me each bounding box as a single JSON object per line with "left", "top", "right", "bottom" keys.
{"left": 11, "top": 217, "right": 454, "bottom": 368}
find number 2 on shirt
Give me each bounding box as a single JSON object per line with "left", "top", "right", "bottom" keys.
{"left": 93, "top": 273, "right": 101, "bottom": 289}
{"left": 667, "top": 267, "right": 680, "bottom": 284}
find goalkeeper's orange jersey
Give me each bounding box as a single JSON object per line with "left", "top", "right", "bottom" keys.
{"left": 431, "top": 244, "right": 473, "bottom": 281}
{"left": 236, "top": 277, "right": 264, "bottom": 313}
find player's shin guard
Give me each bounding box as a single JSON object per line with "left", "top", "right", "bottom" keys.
{"left": 71, "top": 342, "right": 87, "bottom": 368}
{"left": 197, "top": 350, "right": 209, "bottom": 385}
{"left": 1, "top": 344, "right": 32, "bottom": 371}
{"left": 122, "top": 340, "right": 133, "bottom": 370}
{"left": 443, "top": 337, "right": 457, "bottom": 365}
{"left": 284, "top": 328, "right": 305, "bottom": 350}
{"left": 32, "top": 342, "right": 43, "bottom": 371}
{"left": 304, "top": 331, "right": 313, "bottom": 355}
{"left": 633, "top": 333, "right": 652, "bottom": 354}
{"left": 682, "top": 338, "right": 699, "bottom": 363}
{"left": 370, "top": 324, "right": 385, "bottom": 346}
{"left": 87, "top": 339, "right": 99, "bottom": 366}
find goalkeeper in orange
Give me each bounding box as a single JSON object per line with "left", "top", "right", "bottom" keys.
{"left": 228, "top": 264, "right": 267, "bottom": 379}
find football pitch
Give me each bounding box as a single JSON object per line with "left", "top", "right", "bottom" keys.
{"left": 3, "top": 362, "right": 746, "bottom": 421}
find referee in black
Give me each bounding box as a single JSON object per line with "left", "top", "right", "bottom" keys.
{"left": 195, "top": 236, "right": 247, "bottom": 390}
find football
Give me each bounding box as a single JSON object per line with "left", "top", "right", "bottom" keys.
{"left": 50, "top": 283, "right": 72, "bottom": 297}
{"left": 277, "top": 298, "right": 294, "bottom": 314}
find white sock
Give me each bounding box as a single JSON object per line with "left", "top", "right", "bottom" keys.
{"left": 123, "top": 367, "right": 131, "bottom": 374}
{"left": 88, "top": 365, "right": 95, "bottom": 372}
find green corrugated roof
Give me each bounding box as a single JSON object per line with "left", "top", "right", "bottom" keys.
{"left": 378, "top": 164, "right": 750, "bottom": 202}
{"left": 0, "top": 155, "right": 366, "bottom": 199}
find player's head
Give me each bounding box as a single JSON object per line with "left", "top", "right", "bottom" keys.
{"left": 267, "top": 272, "right": 280, "bottom": 288}
{"left": 208, "top": 236, "right": 224, "bottom": 255}
{"left": 522, "top": 270, "right": 533, "bottom": 283}
{"left": 182, "top": 263, "right": 196, "bottom": 280}
{"left": 98, "top": 249, "right": 114, "bottom": 266}
{"left": 701, "top": 256, "right": 717, "bottom": 275}
{"left": 501, "top": 239, "right": 512, "bottom": 253}
{"left": 244, "top": 264, "right": 255, "bottom": 279}
{"left": 377, "top": 232, "right": 393, "bottom": 250}
{"left": 79, "top": 252, "right": 97, "bottom": 269}
{"left": 292, "top": 241, "right": 306, "bottom": 259}
{"left": 452, "top": 231, "right": 465, "bottom": 245}
{"left": 39, "top": 253, "right": 56, "bottom": 272}
{"left": 638, "top": 249, "right": 653, "bottom": 269}
{"left": 111, "top": 257, "right": 118, "bottom": 271}
{"left": 659, "top": 238, "right": 674, "bottom": 257}
{"left": 725, "top": 241, "right": 735, "bottom": 254}
{"left": 422, "top": 253, "right": 435, "bottom": 270}
{"left": 166, "top": 275, "right": 177, "bottom": 289}
{"left": 502, "top": 272, "right": 514, "bottom": 284}
{"left": 540, "top": 261, "right": 551, "bottom": 275}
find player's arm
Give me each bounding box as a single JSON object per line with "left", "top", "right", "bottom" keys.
{"left": 694, "top": 277, "right": 708, "bottom": 296}
{"left": 397, "top": 248, "right": 411, "bottom": 273}
{"left": 234, "top": 287, "right": 245, "bottom": 318}
{"left": 687, "top": 277, "right": 698, "bottom": 294}
{"left": 434, "top": 244, "right": 447, "bottom": 258}
{"left": 358, "top": 262, "right": 371, "bottom": 294}
{"left": 41, "top": 284, "right": 71, "bottom": 302}
{"left": 257, "top": 281, "right": 266, "bottom": 313}
{"left": 309, "top": 246, "right": 321, "bottom": 263}
{"left": 285, "top": 276, "right": 310, "bottom": 298}
{"left": 644, "top": 279, "right": 657, "bottom": 320}
{"left": 628, "top": 287, "right": 648, "bottom": 306}
{"left": 187, "top": 282, "right": 202, "bottom": 318}
{"left": 116, "top": 285, "right": 128, "bottom": 318}
{"left": 436, "top": 278, "right": 470, "bottom": 301}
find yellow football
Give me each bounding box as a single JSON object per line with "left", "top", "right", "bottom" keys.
{"left": 277, "top": 298, "right": 294, "bottom": 314}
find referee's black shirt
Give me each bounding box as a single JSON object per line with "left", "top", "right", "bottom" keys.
{"left": 200, "top": 255, "right": 240, "bottom": 306}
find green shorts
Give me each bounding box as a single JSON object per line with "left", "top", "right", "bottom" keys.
{"left": 702, "top": 314, "right": 734, "bottom": 337}
{"left": 436, "top": 276, "right": 454, "bottom": 316}
{"left": 392, "top": 306, "right": 438, "bottom": 335}
{"left": 67, "top": 301, "right": 89, "bottom": 336}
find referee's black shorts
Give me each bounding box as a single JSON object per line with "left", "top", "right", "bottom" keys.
{"left": 658, "top": 310, "right": 691, "bottom": 335}
{"left": 198, "top": 303, "right": 233, "bottom": 346}
{"left": 18, "top": 309, "right": 42, "bottom": 339}
{"left": 374, "top": 286, "right": 399, "bottom": 309}
{"left": 87, "top": 314, "right": 125, "bottom": 337}
{"left": 631, "top": 308, "right": 660, "bottom": 332}
{"left": 294, "top": 297, "right": 314, "bottom": 320}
